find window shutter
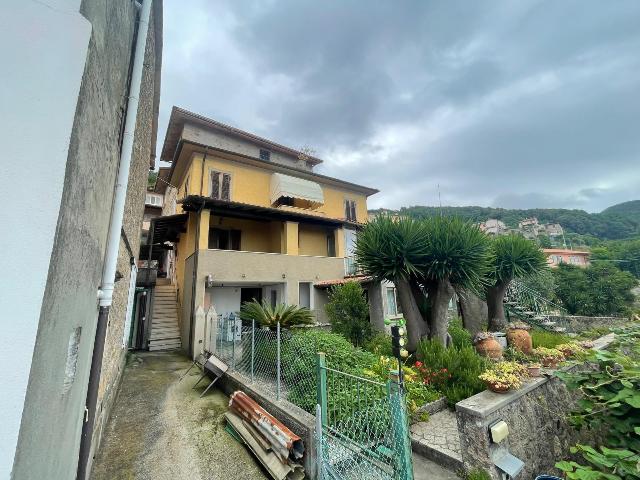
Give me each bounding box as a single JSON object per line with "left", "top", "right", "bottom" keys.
{"left": 350, "top": 200, "right": 357, "bottom": 222}
{"left": 221, "top": 173, "right": 231, "bottom": 201}
{"left": 344, "top": 199, "right": 349, "bottom": 220}
{"left": 211, "top": 171, "right": 220, "bottom": 199}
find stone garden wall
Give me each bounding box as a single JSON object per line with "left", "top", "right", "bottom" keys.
{"left": 548, "top": 315, "right": 628, "bottom": 332}
{"left": 454, "top": 334, "right": 614, "bottom": 479}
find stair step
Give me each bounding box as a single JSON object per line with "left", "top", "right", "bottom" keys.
{"left": 552, "top": 327, "right": 567, "bottom": 332}
{"left": 150, "top": 332, "right": 181, "bottom": 341}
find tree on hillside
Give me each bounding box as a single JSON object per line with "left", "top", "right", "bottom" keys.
{"left": 486, "top": 234, "right": 548, "bottom": 331}
{"left": 553, "top": 264, "right": 637, "bottom": 316}
{"left": 325, "top": 282, "right": 372, "bottom": 347}
{"left": 355, "top": 215, "right": 430, "bottom": 351}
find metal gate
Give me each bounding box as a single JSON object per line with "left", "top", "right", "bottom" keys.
{"left": 315, "top": 353, "right": 413, "bottom": 480}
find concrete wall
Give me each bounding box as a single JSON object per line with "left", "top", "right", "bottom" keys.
{"left": 5, "top": 1, "right": 161, "bottom": 477}
{"left": 182, "top": 123, "right": 311, "bottom": 171}
{"left": 187, "top": 249, "right": 344, "bottom": 358}
{"left": 548, "top": 315, "right": 628, "bottom": 333}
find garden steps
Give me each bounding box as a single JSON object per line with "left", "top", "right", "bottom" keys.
{"left": 410, "top": 409, "right": 463, "bottom": 472}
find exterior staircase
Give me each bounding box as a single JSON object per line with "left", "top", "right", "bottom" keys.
{"left": 149, "top": 280, "right": 182, "bottom": 351}
{"left": 503, "top": 279, "right": 572, "bottom": 334}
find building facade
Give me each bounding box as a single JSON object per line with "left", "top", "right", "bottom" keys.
{"left": 543, "top": 248, "right": 590, "bottom": 267}
{"left": 1, "top": 1, "right": 162, "bottom": 478}
{"left": 153, "top": 108, "right": 382, "bottom": 358}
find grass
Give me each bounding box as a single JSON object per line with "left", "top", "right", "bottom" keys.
{"left": 531, "top": 329, "right": 572, "bottom": 349}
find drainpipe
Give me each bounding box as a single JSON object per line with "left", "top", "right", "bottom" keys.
{"left": 76, "top": 1, "right": 152, "bottom": 478}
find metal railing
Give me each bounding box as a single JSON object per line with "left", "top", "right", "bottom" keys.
{"left": 504, "top": 279, "right": 572, "bottom": 333}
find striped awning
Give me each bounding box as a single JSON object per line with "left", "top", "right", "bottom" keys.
{"left": 270, "top": 173, "right": 324, "bottom": 207}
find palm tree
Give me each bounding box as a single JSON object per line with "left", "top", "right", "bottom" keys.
{"left": 486, "top": 234, "right": 548, "bottom": 331}
{"left": 419, "top": 216, "right": 493, "bottom": 344}
{"left": 355, "top": 215, "right": 430, "bottom": 351}
{"left": 239, "top": 300, "right": 314, "bottom": 329}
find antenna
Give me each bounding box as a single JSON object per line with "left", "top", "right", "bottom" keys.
{"left": 437, "top": 184, "right": 442, "bottom": 215}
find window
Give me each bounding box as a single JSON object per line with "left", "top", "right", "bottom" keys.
{"left": 270, "top": 290, "right": 278, "bottom": 308}
{"left": 209, "top": 228, "right": 241, "bottom": 250}
{"left": 210, "top": 171, "right": 231, "bottom": 201}
{"left": 386, "top": 287, "right": 402, "bottom": 317}
{"left": 145, "top": 194, "right": 162, "bottom": 206}
{"left": 259, "top": 149, "right": 271, "bottom": 162}
{"left": 344, "top": 199, "right": 357, "bottom": 222}
{"left": 327, "top": 233, "right": 336, "bottom": 257}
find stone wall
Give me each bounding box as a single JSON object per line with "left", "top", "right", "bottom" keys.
{"left": 548, "top": 315, "right": 628, "bottom": 333}
{"left": 92, "top": 2, "right": 161, "bottom": 465}
{"left": 455, "top": 335, "right": 614, "bottom": 479}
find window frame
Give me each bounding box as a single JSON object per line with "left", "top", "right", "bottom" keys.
{"left": 209, "top": 168, "right": 233, "bottom": 201}
{"left": 344, "top": 198, "right": 357, "bottom": 222}
{"left": 208, "top": 227, "right": 242, "bottom": 251}
{"left": 385, "top": 286, "right": 402, "bottom": 317}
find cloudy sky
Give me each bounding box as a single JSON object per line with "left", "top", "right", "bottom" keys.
{"left": 158, "top": 1, "right": 640, "bottom": 212}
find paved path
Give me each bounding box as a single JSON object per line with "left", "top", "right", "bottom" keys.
{"left": 413, "top": 453, "right": 460, "bottom": 480}
{"left": 91, "top": 352, "right": 268, "bottom": 480}
{"left": 411, "top": 410, "right": 463, "bottom": 470}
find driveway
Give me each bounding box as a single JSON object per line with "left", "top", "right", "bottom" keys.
{"left": 91, "top": 352, "right": 268, "bottom": 479}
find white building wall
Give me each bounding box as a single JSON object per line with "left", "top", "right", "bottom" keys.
{"left": 0, "top": 1, "right": 90, "bottom": 475}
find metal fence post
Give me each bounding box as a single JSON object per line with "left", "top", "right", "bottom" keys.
{"left": 251, "top": 319, "right": 255, "bottom": 382}
{"left": 316, "top": 352, "right": 328, "bottom": 427}
{"left": 315, "top": 404, "right": 325, "bottom": 480}
{"left": 388, "top": 370, "right": 414, "bottom": 480}
{"left": 276, "top": 322, "right": 281, "bottom": 400}
{"left": 231, "top": 316, "right": 236, "bottom": 370}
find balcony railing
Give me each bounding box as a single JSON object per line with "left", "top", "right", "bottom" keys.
{"left": 344, "top": 257, "right": 362, "bottom": 276}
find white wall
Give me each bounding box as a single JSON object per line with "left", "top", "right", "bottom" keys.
{"left": 0, "top": 1, "right": 91, "bottom": 475}
{"left": 209, "top": 287, "right": 242, "bottom": 316}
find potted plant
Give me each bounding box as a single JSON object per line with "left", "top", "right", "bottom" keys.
{"left": 556, "top": 342, "right": 587, "bottom": 359}
{"left": 527, "top": 362, "right": 542, "bottom": 377}
{"left": 506, "top": 321, "right": 533, "bottom": 354}
{"left": 473, "top": 332, "right": 503, "bottom": 360}
{"left": 479, "top": 361, "right": 526, "bottom": 393}
{"left": 533, "top": 347, "right": 564, "bottom": 368}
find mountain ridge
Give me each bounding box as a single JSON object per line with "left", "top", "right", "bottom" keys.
{"left": 370, "top": 200, "right": 640, "bottom": 240}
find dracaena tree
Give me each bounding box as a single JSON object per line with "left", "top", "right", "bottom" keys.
{"left": 486, "top": 234, "right": 548, "bottom": 331}
{"left": 354, "top": 215, "right": 430, "bottom": 351}
{"left": 419, "top": 216, "right": 494, "bottom": 344}
{"left": 355, "top": 215, "right": 493, "bottom": 348}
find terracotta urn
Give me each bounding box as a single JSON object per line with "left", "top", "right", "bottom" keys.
{"left": 506, "top": 324, "right": 533, "bottom": 354}
{"left": 474, "top": 334, "right": 503, "bottom": 360}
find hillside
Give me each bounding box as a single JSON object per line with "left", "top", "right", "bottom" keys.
{"left": 371, "top": 201, "right": 640, "bottom": 240}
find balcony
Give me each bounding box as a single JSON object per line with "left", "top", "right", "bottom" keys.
{"left": 344, "top": 256, "right": 363, "bottom": 276}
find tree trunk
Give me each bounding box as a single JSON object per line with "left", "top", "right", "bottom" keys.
{"left": 395, "top": 277, "right": 428, "bottom": 352}
{"left": 486, "top": 280, "right": 510, "bottom": 331}
{"left": 410, "top": 281, "right": 430, "bottom": 338}
{"left": 429, "top": 279, "right": 455, "bottom": 345}
{"left": 458, "top": 288, "right": 488, "bottom": 335}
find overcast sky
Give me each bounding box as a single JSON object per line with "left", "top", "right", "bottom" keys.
{"left": 158, "top": 1, "right": 640, "bottom": 213}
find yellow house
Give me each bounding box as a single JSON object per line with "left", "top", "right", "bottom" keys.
{"left": 150, "top": 107, "right": 379, "bottom": 357}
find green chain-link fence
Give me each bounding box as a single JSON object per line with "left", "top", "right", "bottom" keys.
{"left": 211, "top": 314, "right": 413, "bottom": 479}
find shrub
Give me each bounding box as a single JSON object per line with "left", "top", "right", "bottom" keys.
{"left": 531, "top": 329, "right": 572, "bottom": 349}
{"left": 363, "top": 332, "right": 393, "bottom": 356}
{"left": 417, "top": 339, "right": 489, "bottom": 405}
{"left": 448, "top": 318, "right": 472, "bottom": 348}
{"left": 325, "top": 282, "right": 373, "bottom": 347}
{"left": 463, "top": 468, "right": 492, "bottom": 480}
{"left": 239, "top": 300, "right": 314, "bottom": 328}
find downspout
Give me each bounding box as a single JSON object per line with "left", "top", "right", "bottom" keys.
{"left": 188, "top": 198, "right": 205, "bottom": 356}
{"left": 76, "top": 1, "right": 152, "bottom": 478}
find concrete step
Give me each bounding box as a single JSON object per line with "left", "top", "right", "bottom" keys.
{"left": 150, "top": 332, "right": 181, "bottom": 341}
{"left": 410, "top": 410, "right": 463, "bottom": 472}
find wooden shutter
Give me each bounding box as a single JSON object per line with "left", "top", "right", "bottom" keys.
{"left": 211, "top": 171, "right": 220, "bottom": 199}
{"left": 350, "top": 200, "right": 357, "bottom": 221}
{"left": 344, "top": 199, "right": 349, "bottom": 220}
{"left": 221, "top": 173, "right": 231, "bottom": 201}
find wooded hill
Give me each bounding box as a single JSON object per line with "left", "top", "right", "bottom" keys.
{"left": 371, "top": 200, "right": 640, "bottom": 240}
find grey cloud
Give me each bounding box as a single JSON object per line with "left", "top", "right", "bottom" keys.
{"left": 159, "top": 0, "right": 640, "bottom": 212}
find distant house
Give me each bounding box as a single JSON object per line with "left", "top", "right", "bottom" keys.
{"left": 543, "top": 249, "right": 590, "bottom": 268}
{"left": 544, "top": 223, "right": 564, "bottom": 237}
{"left": 479, "top": 219, "right": 508, "bottom": 235}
